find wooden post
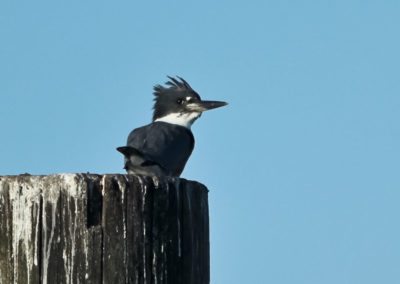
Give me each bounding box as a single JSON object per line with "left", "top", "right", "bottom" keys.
{"left": 0, "top": 174, "right": 209, "bottom": 284}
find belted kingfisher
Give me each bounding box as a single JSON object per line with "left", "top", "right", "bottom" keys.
{"left": 117, "top": 76, "right": 227, "bottom": 177}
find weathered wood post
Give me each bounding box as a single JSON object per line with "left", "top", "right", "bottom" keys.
{"left": 0, "top": 174, "right": 209, "bottom": 284}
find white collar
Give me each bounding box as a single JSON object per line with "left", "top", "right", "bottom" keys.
{"left": 154, "top": 112, "right": 201, "bottom": 129}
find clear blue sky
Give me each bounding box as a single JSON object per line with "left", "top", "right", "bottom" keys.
{"left": 1, "top": 1, "right": 400, "bottom": 283}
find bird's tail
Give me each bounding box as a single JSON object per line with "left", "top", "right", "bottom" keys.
{"left": 116, "top": 146, "right": 167, "bottom": 174}
{"left": 116, "top": 146, "right": 143, "bottom": 157}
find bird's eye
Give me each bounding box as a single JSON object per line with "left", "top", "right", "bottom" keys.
{"left": 177, "top": 99, "right": 184, "bottom": 104}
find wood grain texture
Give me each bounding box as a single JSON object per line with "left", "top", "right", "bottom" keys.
{"left": 0, "top": 174, "right": 209, "bottom": 284}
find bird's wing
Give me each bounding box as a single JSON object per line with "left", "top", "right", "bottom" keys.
{"left": 126, "top": 122, "right": 194, "bottom": 175}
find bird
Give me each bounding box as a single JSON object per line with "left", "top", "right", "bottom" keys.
{"left": 116, "top": 76, "right": 227, "bottom": 177}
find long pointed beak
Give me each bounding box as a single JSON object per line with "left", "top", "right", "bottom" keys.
{"left": 187, "top": 100, "right": 228, "bottom": 112}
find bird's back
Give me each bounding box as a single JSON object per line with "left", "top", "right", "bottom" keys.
{"left": 125, "top": 121, "right": 195, "bottom": 176}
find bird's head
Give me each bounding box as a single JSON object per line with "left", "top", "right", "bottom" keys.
{"left": 152, "top": 76, "right": 227, "bottom": 128}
